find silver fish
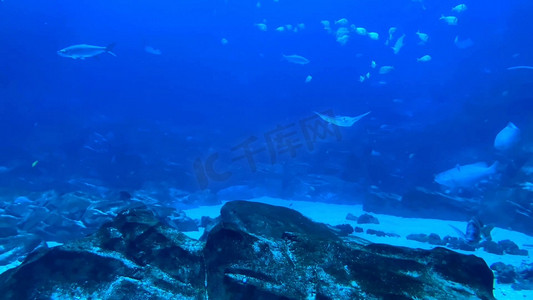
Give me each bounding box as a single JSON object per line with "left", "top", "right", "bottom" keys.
{"left": 283, "top": 54, "right": 309, "bottom": 65}
{"left": 57, "top": 43, "right": 117, "bottom": 59}
{"left": 435, "top": 162, "right": 499, "bottom": 190}
{"left": 315, "top": 111, "right": 371, "bottom": 127}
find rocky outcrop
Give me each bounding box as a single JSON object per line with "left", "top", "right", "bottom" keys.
{"left": 0, "top": 201, "right": 495, "bottom": 299}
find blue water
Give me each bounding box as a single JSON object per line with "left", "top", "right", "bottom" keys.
{"left": 0, "top": 0, "right": 532, "bottom": 198}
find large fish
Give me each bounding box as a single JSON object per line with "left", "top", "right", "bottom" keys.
{"left": 494, "top": 122, "right": 520, "bottom": 152}
{"left": 315, "top": 111, "right": 371, "bottom": 127}
{"left": 57, "top": 43, "right": 117, "bottom": 59}
{"left": 434, "top": 162, "right": 499, "bottom": 190}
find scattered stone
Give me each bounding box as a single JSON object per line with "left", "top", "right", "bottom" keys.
{"left": 333, "top": 224, "right": 354, "bottom": 236}
{"left": 499, "top": 240, "right": 528, "bottom": 256}
{"left": 346, "top": 213, "right": 358, "bottom": 221}
{"left": 480, "top": 241, "right": 504, "bottom": 255}
{"left": 490, "top": 262, "right": 516, "bottom": 284}
{"left": 366, "top": 229, "right": 400, "bottom": 238}
{"left": 406, "top": 233, "right": 428, "bottom": 243}
{"left": 357, "top": 213, "right": 379, "bottom": 224}
{"left": 426, "top": 233, "right": 445, "bottom": 245}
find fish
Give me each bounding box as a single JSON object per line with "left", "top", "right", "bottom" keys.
{"left": 282, "top": 54, "right": 309, "bottom": 65}
{"left": 440, "top": 15, "right": 458, "bottom": 25}
{"left": 392, "top": 34, "right": 406, "bottom": 54}
{"left": 449, "top": 217, "right": 493, "bottom": 244}
{"left": 507, "top": 66, "right": 533, "bottom": 70}
{"left": 370, "top": 60, "right": 377, "bottom": 68}
{"left": 276, "top": 26, "right": 285, "bottom": 32}
{"left": 336, "top": 27, "right": 350, "bottom": 45}
{"left": 221, "top": 38, "right": 229, "bottom": 45}
{"left": 367, "top": 32, "right": 379, "bottom": 40}
{"left": 305, "top": 75, "right": 312, "bottom": 83}
{"left": 355, "top": 27, "right": 367, "bottom": 36}
{"left": 452, "top": 4, "right": 467, "bottom": 13}
{"left": 385, "top": 27, "right": 397, "bottom": 45}
{"left": 379, "top": 66, "right": 394, "bottom": 74}
{"left": 321, "top": 20, "right": 331, "bottom": 32}
{"left": 57, "top": 44, "right": 117, "bottom": 59}
{"left": 434, "top": 162, "right": 499, "bottom": 190}
{"left": 335, "top": 18, "right": 348, "bottom": 25}
{"left": 494, "top": 122, "right": 520, "bottom": 151}
{"left": 314, "top": 111, "right": 371, "bottom": 127}
{"left": 416, "top": 30, "right": 429, "bottom": 44}
{"left": 336, "top": 35, "right": 349, "bottom": 46}
{"left": 454, "top": 36, "right": 474, "bottom": 48}
{"left": 255, "top": 23, "right": 267, "bottom": 31}
{"left": 144, "top": 46, "right": 161, "bottom": 55}
{"left": 417, "top": 55, "right": 431, "bottom": 62}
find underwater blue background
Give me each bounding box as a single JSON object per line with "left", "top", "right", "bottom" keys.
{"left": 0, "top": 0, "right": 532, "bottom": 199}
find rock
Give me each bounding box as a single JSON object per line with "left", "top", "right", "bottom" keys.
{"left": 427, "top": 233, "right": 446, "bottom": 246}
{"left": 406, "top": 233, "right": 428, "bottom": 243}
{"left": 0, "top": 201, "right": 496, "bottom": 299}
{"left": 357, "top": 213, "right": 379, "bottom": 224}
{"left": 498, "top": 240, "right": 528, "bottom": 256}
{"left": 333, "top": 224, "right": 354, "bottom": 236}
{"left": 346, "top": 213, "right": 358, "bottom": 221}
{"left": 480, "top": 241, "right": 504, "bottom": 255}
{"left": 354, "top": 227, "right": 364, "bottom": 233}
{"left": 443, "top": 236, "right": 476, "bottom": 252}
{"left": 200, "top": 216, "right": 215, "bottom": 228}
{"left": 366, "top": 229, "right": 400, "bottom": 238}
{"left": 490, "top": 262, "right": 516, "bottom": 284}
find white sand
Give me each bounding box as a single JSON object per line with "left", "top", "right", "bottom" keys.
{"left": 184, "top": 196, "right": 533, "bottom": 299}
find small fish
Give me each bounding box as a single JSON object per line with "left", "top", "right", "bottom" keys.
{"left": 392, "top": 34, "right": 406, "bottom": 54}
{"left": 417, "top": 55, "right": 431, "bottom": 62}
{"left": 315, "top": 111, "right": 371, "bottom": 127}
{"left": 435, "top": 162, "right": 499, "bottom": 190}
{"left": 335, "top": 18, "right": 348, "bottom": 25}
{"left": 440, "top": 15, "right": 458, "bottom": 25}
{"left": 507, "top": 66, "right": 533, "bottom": 70}
{"left": 452, "top": 4, "right": 467, "bottom": 13}
{"left": 359, "top": 75, "right": 366, "bottom": 82}
{"left": 305, "top": 75, "right": 312, "bottom": 83}
{"left": 388, "top": 27, "right": 397, "bottom": 40}
{"left": 255, "top": 23, "right": 267, "bottom": 31}
{"left": 144, "top": 46, "right": 161, "bottom": 55}
{"left": 367, "top": 32, "right": 379, "bottom": 40}
{"left": 297, "top": 23, "right": 305, "bottom": 30}
{"left": 454, "top": 36, "right": 474, "bottom": 48}
{"left": 336, "top": 34, "right": 349, "bottom": 46}
{"left": 379, "top": 66, "right": 394, "bottom": 74}
{"left": 355, "top": 27, "right": 367, "bottom": 36}
{"left": 321, "top": 20, "right": 331, "bottom": 32}
{"left": 32, "top": 160, "right": 39, "bottom": 168}
{"left": 283, "top": 54, "right": 309, "bottom": 65}
{"left": 57, "top": 44, "right": 117, "bottom": 59}
{"left": 370, "top": 60, "right": 377, "bottom": 68}
{"left": 494, "top": 122, "right": 520, "bottom": 151}
{"left": 221, "top": 38, "right": 229, "bottom": 45}
{"left": 276, "top": 26, "right": 285, "bottom": 32}
{"left": 416, "top": 30, "right": 429, "bottom": 44}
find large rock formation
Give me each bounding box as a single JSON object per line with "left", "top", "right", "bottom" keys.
{"left": 0, "top": 201, "right": 495, "bottom": 299}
